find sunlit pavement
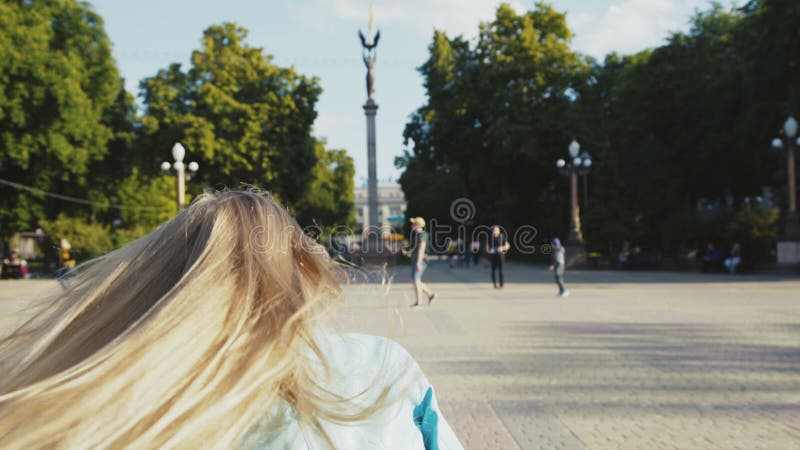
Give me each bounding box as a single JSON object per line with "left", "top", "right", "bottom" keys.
{"left": 3, "top": 263, "right": 799, "bottom": 449}
{"left": 338, "top": 261, "right": 800, "bottom": 450}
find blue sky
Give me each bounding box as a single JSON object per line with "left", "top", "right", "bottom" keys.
{"left": 93, "top": 0, "right": 739, "bottom": 185}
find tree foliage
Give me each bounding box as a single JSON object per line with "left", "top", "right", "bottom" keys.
{"left": 294, "top": 140, "right": 356, "bottom": 229}
{"left": 40, "top": 213, "right": 114, "bottom": 261}
{"left": 399, "top": 0, "right": 799, "bottom": 262}
{"left": 399, "top": 3, "right": 590, "bottom": 236}
{"left": 0, "top": 0, "right": 121, "bottom": 233}
{"left": 138, "top": 23, "right": 322, "bottom": 207}
{"left": 1, "top": 11, "right": 355, "bottom": 255}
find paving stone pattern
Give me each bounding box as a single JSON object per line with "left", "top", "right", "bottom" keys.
{"left": 2, "top": 264, "right": 799, "bottom": 449}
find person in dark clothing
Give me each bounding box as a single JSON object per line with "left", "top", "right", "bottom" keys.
{"left": 2, "top": 250, "right": 23, "bottom": 280}
{"left": 486, "top": 226, "right": 510, "bottom": 289}
{"left": 470, "top": 238, "right": 480, "bottom": 266}
{"left": 456, "top": 237, "right": 468, "bottom": 268}
{"left": 616, "top": 240, "right": 631, "bottom": 269}
{"left": 549, "top": 238, "right": 568, "bottom": 297}
{"left": 701, "top": 243, "right": 722, "bottom": 273}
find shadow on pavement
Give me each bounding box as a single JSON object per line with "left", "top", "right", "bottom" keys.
{"left": 403, "top": 260, "right": 800, "bottom": 284}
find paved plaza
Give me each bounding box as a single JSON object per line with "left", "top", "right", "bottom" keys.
{"left": 2, "top": 263, "right": 799, "bottom": 449}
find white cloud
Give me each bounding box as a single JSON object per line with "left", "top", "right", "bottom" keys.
{"left": 292, "top": 0, "right": 742, "bottom": 58}
{"left": 290, "top": 0, "right": 526, "bottom": 39}
{"left": 567, "top": 0, "right": 738, "bottom": 59}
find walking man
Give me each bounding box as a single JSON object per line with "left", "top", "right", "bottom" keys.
{"left": 487, "top": 225, "right": 510, "bottom": 289}
{"left": 549, "top": 238, "right": 569, "bottom": 297}
{"left": 407, "top": 217, "right": 436, "bottom": 308}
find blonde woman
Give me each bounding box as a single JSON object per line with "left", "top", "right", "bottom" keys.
{"left": 0, "top": 189, "right": 461, "bottom": 449}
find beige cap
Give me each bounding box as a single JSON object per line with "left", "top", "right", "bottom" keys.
{"left": 409, "top": 217, "right": 426, "bottom": 228}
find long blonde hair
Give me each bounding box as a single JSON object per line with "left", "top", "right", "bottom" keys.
{"left": 0, "top": 189, "right": 382, "bottom": 448}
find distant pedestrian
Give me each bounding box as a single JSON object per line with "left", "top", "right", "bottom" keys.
{"left": 455, "top": 237, "right": 466, "bottom": 267}
{"left": 549, "top": 238, "right": 568, "bottom": 297}
{"left": 616, "top": 240, "right": 631, "bottom": 268}
{"left": 470, "top": 238, "right": 480, "bottom": 266}
{"left": 1, "top": 250, "right": 23, "bottom": 280}
{"left": 405, "top": 217, "right": 436, "bottom": 308}
{"left": 447, "top": 239, "right": 457, "bottom": 268}
{"left": 461, "top": 237, "right": 469, "bottom": 267}
{"left": 701, "top": 242, "right": 722, "bottom": 273}
{"left": 724, "top": 242, "right": 742, "bottom": 274}
{"left": 487, "top": 226, "right": 510, "bottom": 289}
{"left": 59, "top": 238, "right": 76, "bottom": 269}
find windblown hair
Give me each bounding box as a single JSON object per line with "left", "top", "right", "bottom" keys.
{"left": 0, "top": 189, "right": 384, "bottom": 449}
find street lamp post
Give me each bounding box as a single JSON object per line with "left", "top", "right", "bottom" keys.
{"left": 581, "top": 150, "right": 591, "bottom": 208}
{"left": 771, "top": 116, "right": 800, "bottom": 263}
{"left": 556, "top": 139, "right": 593, "bottom": 244}
{"left": 771, "top": 116, "right": 800, "bottom": 240}
{"left": 161, "top": 143, "right": 199, "bottom": 211}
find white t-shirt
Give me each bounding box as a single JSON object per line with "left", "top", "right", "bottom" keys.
{"left": 242, "top": 333, "right": 463, "bottom": 450}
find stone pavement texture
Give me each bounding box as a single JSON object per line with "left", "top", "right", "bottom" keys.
{"left": 2, "top": 262, "right": 799, "bottom": 449}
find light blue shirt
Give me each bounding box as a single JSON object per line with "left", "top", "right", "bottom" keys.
{"left": 242, "top": 333, "right": 463, "bottom": 450}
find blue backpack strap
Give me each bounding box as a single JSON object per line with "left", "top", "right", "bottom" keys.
{"left": 413, "top": 387, "right": 439, "bottom": 450}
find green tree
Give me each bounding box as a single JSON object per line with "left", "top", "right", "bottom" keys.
{"left": 40, "top": 213, "right": 114, "bottom": 261}
{"left": 741, "top": 0, "right": 800, "bottom": 120}
{"left": 139, "top": 23, "right": 322, "bottom": 206}
{"left": 0, "top": 0, "right": 121, "bottom": 234}
{"left": 399, "top": 3, "right": 590, "bottom": 236}
{"left": 399, "top": 1, "right": 789, "bottom": 262}
{"left": 583, "top": 5, "right": 775, "bottom": 253}
{"left": 294, "top": 140, "right": 355, "bottom": 229}
{"left": 109, "top": 168, "right": 179, "bottom": 245}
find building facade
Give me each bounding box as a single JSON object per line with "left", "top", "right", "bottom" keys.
{"left": 354, "top": 183, "right": 406, "bottom": 233}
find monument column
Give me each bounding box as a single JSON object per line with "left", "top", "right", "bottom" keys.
{"left": 364, "top": 99, "right": 379, "bottom": 230}
{"left": 359, "top": 2, "right": 380, "bottom": 235}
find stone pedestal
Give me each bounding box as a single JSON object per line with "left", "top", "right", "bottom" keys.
{"left": 777, "top": 241, "right": 800, "bottom": 264}
{"left": 359, "top": 236, "right": 396, "bottom": 267}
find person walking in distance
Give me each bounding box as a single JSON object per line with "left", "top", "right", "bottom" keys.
{"left": 724, "top": 242, "right": 742, "bottom": 274}
{"left": 470, "top": 237, "right": 480, "bottom": 267}
{"left": 407, "top": 217, "right": 436, "bottom": 308}
{"left": 487, "top": 225, "right": 510, "bottom": 289}
{"left": 549, "top": 238, "right": 569, "bottom": 297}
